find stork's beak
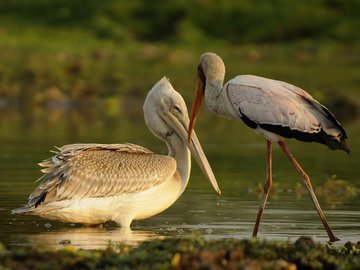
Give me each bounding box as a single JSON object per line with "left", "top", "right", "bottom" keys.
{"left": 188, "top": 77, "right": 205, "bottom": 142}
{"left": 161, "top": 110, "right": 221, "bottom": 197}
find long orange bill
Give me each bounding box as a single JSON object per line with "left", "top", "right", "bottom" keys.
{"left": 188, "top": 77, "right": 205, "bottom": 142}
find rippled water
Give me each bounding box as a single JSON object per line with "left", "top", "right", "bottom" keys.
{"left": 1, "top": 106, "right": 359, "bottom": 249}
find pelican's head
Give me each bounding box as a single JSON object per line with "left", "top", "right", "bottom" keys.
{"left": 144, "top": 77, "right": 189, "bottom": 142}
{"left": 188, "top": 52, "right": 225, "bottom": 141}
{"left": 144, "top": 77, "right": 221, "bottom": 196}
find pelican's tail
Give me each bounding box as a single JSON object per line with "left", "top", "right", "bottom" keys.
{"left": 12, "top": 206, "right": 32, "bottom": 215}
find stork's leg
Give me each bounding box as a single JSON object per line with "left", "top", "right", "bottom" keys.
{"left": 252, "top": 140, "right": 272, "bottom": 238}
{"left": 278, "top": 141, "right": 339, "bottom": 242}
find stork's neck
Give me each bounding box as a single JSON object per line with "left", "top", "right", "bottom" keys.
{"left": 204, "top": 79, "right": 227, "bottom": 116}
{"left": 166, "top": 137, "right": 191, "bottom": 192}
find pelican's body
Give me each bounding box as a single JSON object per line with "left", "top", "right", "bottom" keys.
{"left": 15, "top": 144, "right": 184, "bottom": 227}
{"left": 189, "top": 52, "right": 351, "bottom": 242}
{"left": 13, "top": 77, "right": 221, "bottom": 228}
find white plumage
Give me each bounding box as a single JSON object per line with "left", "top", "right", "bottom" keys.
{"left": 225, "top": 75, "right": 346, "bottom": 146}
{"left": 195, "top": 53, "right": 349, "bottom": 152}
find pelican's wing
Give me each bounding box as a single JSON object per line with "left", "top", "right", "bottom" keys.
{"left": 226, "top": 75, "right": 349, "bottom": 151}
{"left": 26, "top": 143, "right": 177, "bottom": 208}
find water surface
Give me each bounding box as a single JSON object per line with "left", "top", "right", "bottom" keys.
{"left": 1, "top": 105, "right": 359, "bottom": 249}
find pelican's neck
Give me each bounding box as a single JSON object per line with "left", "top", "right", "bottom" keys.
{"left": 166, "top": 136, "right": 191, "bottom": 192}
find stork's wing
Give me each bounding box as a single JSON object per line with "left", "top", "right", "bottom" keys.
{"left": 226, "top": 75, "right": 349, "bottom": 151}
{"left": 27, "top": 143, "right": 177, "bottom": 208}
{"left": 226, "top": 75, "right": 341, "bottom": 134}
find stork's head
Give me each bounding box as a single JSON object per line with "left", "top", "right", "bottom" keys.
{"left": 188, "top": 52, "right": 225, "bottom": 141}
{"left": 198, "top": 52, "right": 226, "bottom": 88}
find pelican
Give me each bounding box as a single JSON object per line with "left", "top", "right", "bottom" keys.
{"left": 13, "top": 77, "right": 221, "bottom": 229}
{"left": 188, "top": 52, "right": 351, "bottom": 242}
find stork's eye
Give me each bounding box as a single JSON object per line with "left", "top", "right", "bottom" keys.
{"left": 173, "top": 105, "right": 182, "bottom": 114}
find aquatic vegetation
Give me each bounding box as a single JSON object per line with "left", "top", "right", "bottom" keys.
{"left": 250, "top": 174, "right": 359, "bottom": 203}
{"left": 0, "top": 236, "right": 359, "bottom": 269}
{"left": 317, "top": 175, "right": 359, "bottom": 199}
{"left": 253, "top": 182, "right": 279, "bottom": 199}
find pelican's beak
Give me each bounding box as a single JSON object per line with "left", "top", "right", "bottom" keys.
{"left": 162, "top": 111, "right": 221, "bottom": 197}
{"left": 188, "top": 77, "right": 205, "bottom": 142}
{"left": 187, "top": 129, "right": 221, "bottom": 197}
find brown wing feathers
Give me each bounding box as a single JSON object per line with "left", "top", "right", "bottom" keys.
{"left": 26, "top": 144, "right": 176, "bottom": 208}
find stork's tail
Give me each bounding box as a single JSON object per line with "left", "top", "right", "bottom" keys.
{"left": 339, "top": 140, "right": 352, "bottom": 154}
{"left": 322, "top": 132, "right": 351, "bottom": 154}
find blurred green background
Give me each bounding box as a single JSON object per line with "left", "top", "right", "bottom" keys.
{"left": 0, "top": 0, "right": 359, "bottom": 120}
{"left": 1, "top": 1, "right": 359, "bottom": 246}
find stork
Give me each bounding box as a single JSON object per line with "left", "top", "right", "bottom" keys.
{"left": 188, "top": 52, "right": 350, "bottom": 242}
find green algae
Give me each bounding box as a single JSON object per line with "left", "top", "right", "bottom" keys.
{"left": 0, "top": 236, "right": 359, "bottom": 270}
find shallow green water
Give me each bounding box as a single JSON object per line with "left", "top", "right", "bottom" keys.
{"left": 0, "top": 105, "right": 359, "bottom": 249}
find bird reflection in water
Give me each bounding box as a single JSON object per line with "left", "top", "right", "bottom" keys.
{"left": 27, "top": 225, "right": 162, "bottom": 249}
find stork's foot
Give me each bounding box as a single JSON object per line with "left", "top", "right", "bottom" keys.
{"left": 329, "top": 236, "right": 340, "bottom": 243}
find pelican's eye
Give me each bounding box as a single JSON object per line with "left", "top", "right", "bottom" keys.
{"left": 173, "top": 105, "right": 182, "bottom": 114}
{"left": 166, "top": 130, "right": 174, "bottom": 137}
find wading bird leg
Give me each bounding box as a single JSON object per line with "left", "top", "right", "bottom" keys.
{"left": 278, "top": 141, "right": 339, "bottom": 242}
{"left": 252, "top": 140, "right": 273, "bottom": 238}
